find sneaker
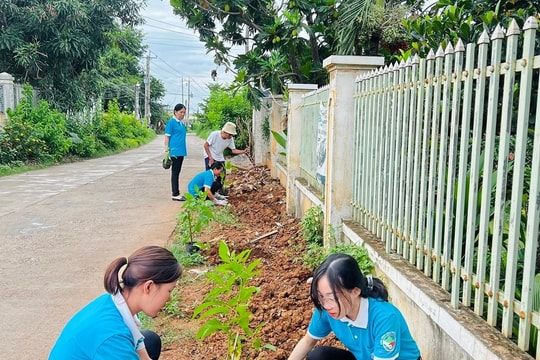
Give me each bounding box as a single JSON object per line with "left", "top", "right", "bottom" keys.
{"left": 172, "top": 195, "right": 186, "bottom": 201}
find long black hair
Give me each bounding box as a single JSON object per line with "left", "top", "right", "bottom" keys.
{"left": 310, "top": 253, "right": 388, "bottom": 312}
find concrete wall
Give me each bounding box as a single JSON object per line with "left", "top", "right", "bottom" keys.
{"left": 0, "top": 72, "right": 15, "bottom": 126}
{"left": 342, "top": 221, "right": 533, "bottom": 360}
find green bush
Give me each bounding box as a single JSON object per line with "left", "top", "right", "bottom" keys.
{"left": 4, "top": 85, "right": 70, "bottom": 162}
{"left": 300, "top": 206, "right": 324, "bottom": 246}
{"left": 0, "top": 130, "right": 18, "bottom": 164}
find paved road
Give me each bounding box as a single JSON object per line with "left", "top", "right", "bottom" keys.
{"left": 0, "top": 134, "right": 205, "bottom": 359}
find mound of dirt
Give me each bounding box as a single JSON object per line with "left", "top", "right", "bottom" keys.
{"left": 159, "top": 166, "right": 340, "bottom": 360}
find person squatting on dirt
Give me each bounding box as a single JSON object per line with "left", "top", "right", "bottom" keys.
{"left": 164, "top": 103, "right": 188, "bottom": 202}
{"left": 288, "top": 253, "right": 422, "bottom": 360}
{"left": 203, "top": 121, "right": 249, "bottom": 194}
{"left": 49, "top": 246, "right": 183, "bottom": 360}
{"left": 187, "top": 161, "right": 228, "bottom": 205}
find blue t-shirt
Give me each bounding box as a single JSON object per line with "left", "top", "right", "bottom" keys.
{"left": 188, "top": 169, "right": 215, "bottom": 196}
{"left": 49, "top": 294, "right": 139, "bottom": 360}
{"left": 307, "top": 297, "right": 420, "bottom": 360}
{"left": 164, "top": 118, "right": 187, "bottom": 157}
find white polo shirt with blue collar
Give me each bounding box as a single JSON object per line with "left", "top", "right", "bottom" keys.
{"left": 307, "top": 297, "right": 421, "bottom": 360}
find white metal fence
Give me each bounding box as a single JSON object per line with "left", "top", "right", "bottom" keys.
{"left": 351, "top": 17, "right": 540, "bottom": 355}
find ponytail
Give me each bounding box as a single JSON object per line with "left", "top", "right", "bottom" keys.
{"left": 104, "top": 257, "right": 128, "bottom": 294}
{"left": 103, "top": 246, "right": 182, "bottom": 295}
{"left": 361, "top": 274, "right": 388, "bottom": 301}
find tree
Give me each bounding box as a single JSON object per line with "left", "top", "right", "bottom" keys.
{"left": 0, "top": 0, "right": 145, "bottom": 112}
{"left": 196, "top": 84, "right": 252, "bottom": 150}
{"left": 403, "top": 0, "right": 540, "bottom": 57}
{"left": 170, "top": 0, "right": 337, "bottom": 99}
{"left": 100, "top": 27, "right": 147, "bottom": 113}
{"left": 335, "top": 0, "right": 419, "bottom": 58}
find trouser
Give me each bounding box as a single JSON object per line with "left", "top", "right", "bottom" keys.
{"left": 306, "top": 346, "right": 422, "bottom": 360}
{"left": 204, "top": 158, "right": 225, "bottom": 194}
{"left": 306, "top": 346, "right": 356, "bottom": 360}
{"left": 142, "top": 330, "right": 161, "bottom": 360}
{"left": 170, "top": 156, "right": 184, "bottom": 196}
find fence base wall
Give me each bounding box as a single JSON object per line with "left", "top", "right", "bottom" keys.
{"left": 341, "top": 220, "right": 533, "bottom": 360}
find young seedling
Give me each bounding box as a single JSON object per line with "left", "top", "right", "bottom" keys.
{"left": 193, "top": 240, "right": 275, "bottom": 359}
{"left": 175, "top": 191, "right": 215, "bottom": 252}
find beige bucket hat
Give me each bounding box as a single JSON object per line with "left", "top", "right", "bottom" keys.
{"left": 222, "top": 121, "right": 237, "bottom": 135}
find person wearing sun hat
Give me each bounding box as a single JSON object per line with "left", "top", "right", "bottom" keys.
{"left": 203, "top": 121, "right": 249, "bottom": 196}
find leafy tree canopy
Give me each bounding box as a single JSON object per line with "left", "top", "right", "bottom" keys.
{"left": 0, "top": 0, "right": 146, "bottom": 112}
{"left": 403, "top": 0, "right": 540, "bottom": 57}
{"left": 196, "top": 84, "right": 251, "bottom": 149}
{"left": 170, "top": 0, "right": 420, "bottom": 104}
{"left": 170, "top": 0, "right": 337, "bottom": 97}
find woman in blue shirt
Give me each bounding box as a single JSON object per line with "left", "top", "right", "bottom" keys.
{"left": 49, "top": 246, "right": 182, "bottom": 360}
{"left": 288, "top": 253, "right": 421, "bottom": 360}
{"left": 164, "top": 103, "right": 188, "bottom": 201}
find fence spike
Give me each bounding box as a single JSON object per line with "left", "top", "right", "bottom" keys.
{"left": 523, "top": 16, "right": 538, "bottom": 30}
{"left": 427, "top": 49, "right": 435, "bottom": 60}
{"left": 436, "top": 45, "right": 445, "bottom": 58}
{"left": 477, "top": 30, "right": 490, "bottom": 44}
{"left": 491, "top": 24, "right": 505, "bottom": 40}
{"left": 455, "top": 39, "right": 466, "bottom": 52}
{"left": 444, "top": 42, "right": 455, "bottom": 55}
{"left": 507, "top": 19, "right": 521, "bottom": 36}
{"left": 405, "top": 56, "right": 413, "bottom": 67}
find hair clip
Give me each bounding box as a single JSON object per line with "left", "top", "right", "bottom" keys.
{"left": 366, "top": 274, "right": 374, "bottom": 291}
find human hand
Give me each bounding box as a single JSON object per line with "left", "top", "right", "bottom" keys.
{"left": 213, "top": 198, "right": 228, "bottom": 206}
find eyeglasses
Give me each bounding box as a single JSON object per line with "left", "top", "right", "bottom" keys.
{"left": 318, "top": 295, "right": 337, "bottom": 307}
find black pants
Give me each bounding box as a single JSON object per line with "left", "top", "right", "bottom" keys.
{"left": 204, "top": 159, "right": 225, "bottom": 194}
{"left": 142, "top": 330, "right": 161, "bottom": 360}
{"left": 306, "top": 346, "right": 356, "bottom": 360}
{"left": 306, "top": 346, "right": 422, "bottom": 360}
{"left": 170, "top": 156, "right": 184, "bottom": 196}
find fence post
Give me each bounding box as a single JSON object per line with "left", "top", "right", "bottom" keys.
{"left": 323, "top": 56, "right": 384, "bottom": 244}
{"left": 252, "top": 97, "right": 272, "bottom": 166}
{"left": 268, "top": 95, "right": 284, "bottom": 178}
{"left": 0, "top": 72, "right": 15, "bottom": 127}
{"left": 287, "top": 84, "right": 318, "bottom": 216}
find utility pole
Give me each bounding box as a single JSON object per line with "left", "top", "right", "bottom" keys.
{"left": 181, "top": 76, "right": 184, "bottom": 106}
{"left": 134, "top": 83, "right": 140, "bottom": 121}
{"left": 144, "top": 52, "right": 152, "bottom": 127}
{"left": 186, "top": 77, "right": 191, "bottom": 125}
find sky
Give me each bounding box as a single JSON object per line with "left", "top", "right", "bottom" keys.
{"left": 138, "top": 0, "right": 237, "bottom": 113}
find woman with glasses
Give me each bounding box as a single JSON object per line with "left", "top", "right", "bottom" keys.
{"left": 288, "top": 253, "right": 421, "bottom": 360}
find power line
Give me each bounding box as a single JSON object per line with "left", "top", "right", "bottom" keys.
{"left": 142, "top": 23, "right": 199, "bottom": 38}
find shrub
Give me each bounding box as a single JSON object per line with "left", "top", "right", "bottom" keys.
{"left": 193, "top": 241, "right": 275, "bottom": 358}
{"left": 4, "top": 85, "right": 70, "bottom": 162}
{"left": 300, "top": 206, "right": 324, "bottom": 246}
